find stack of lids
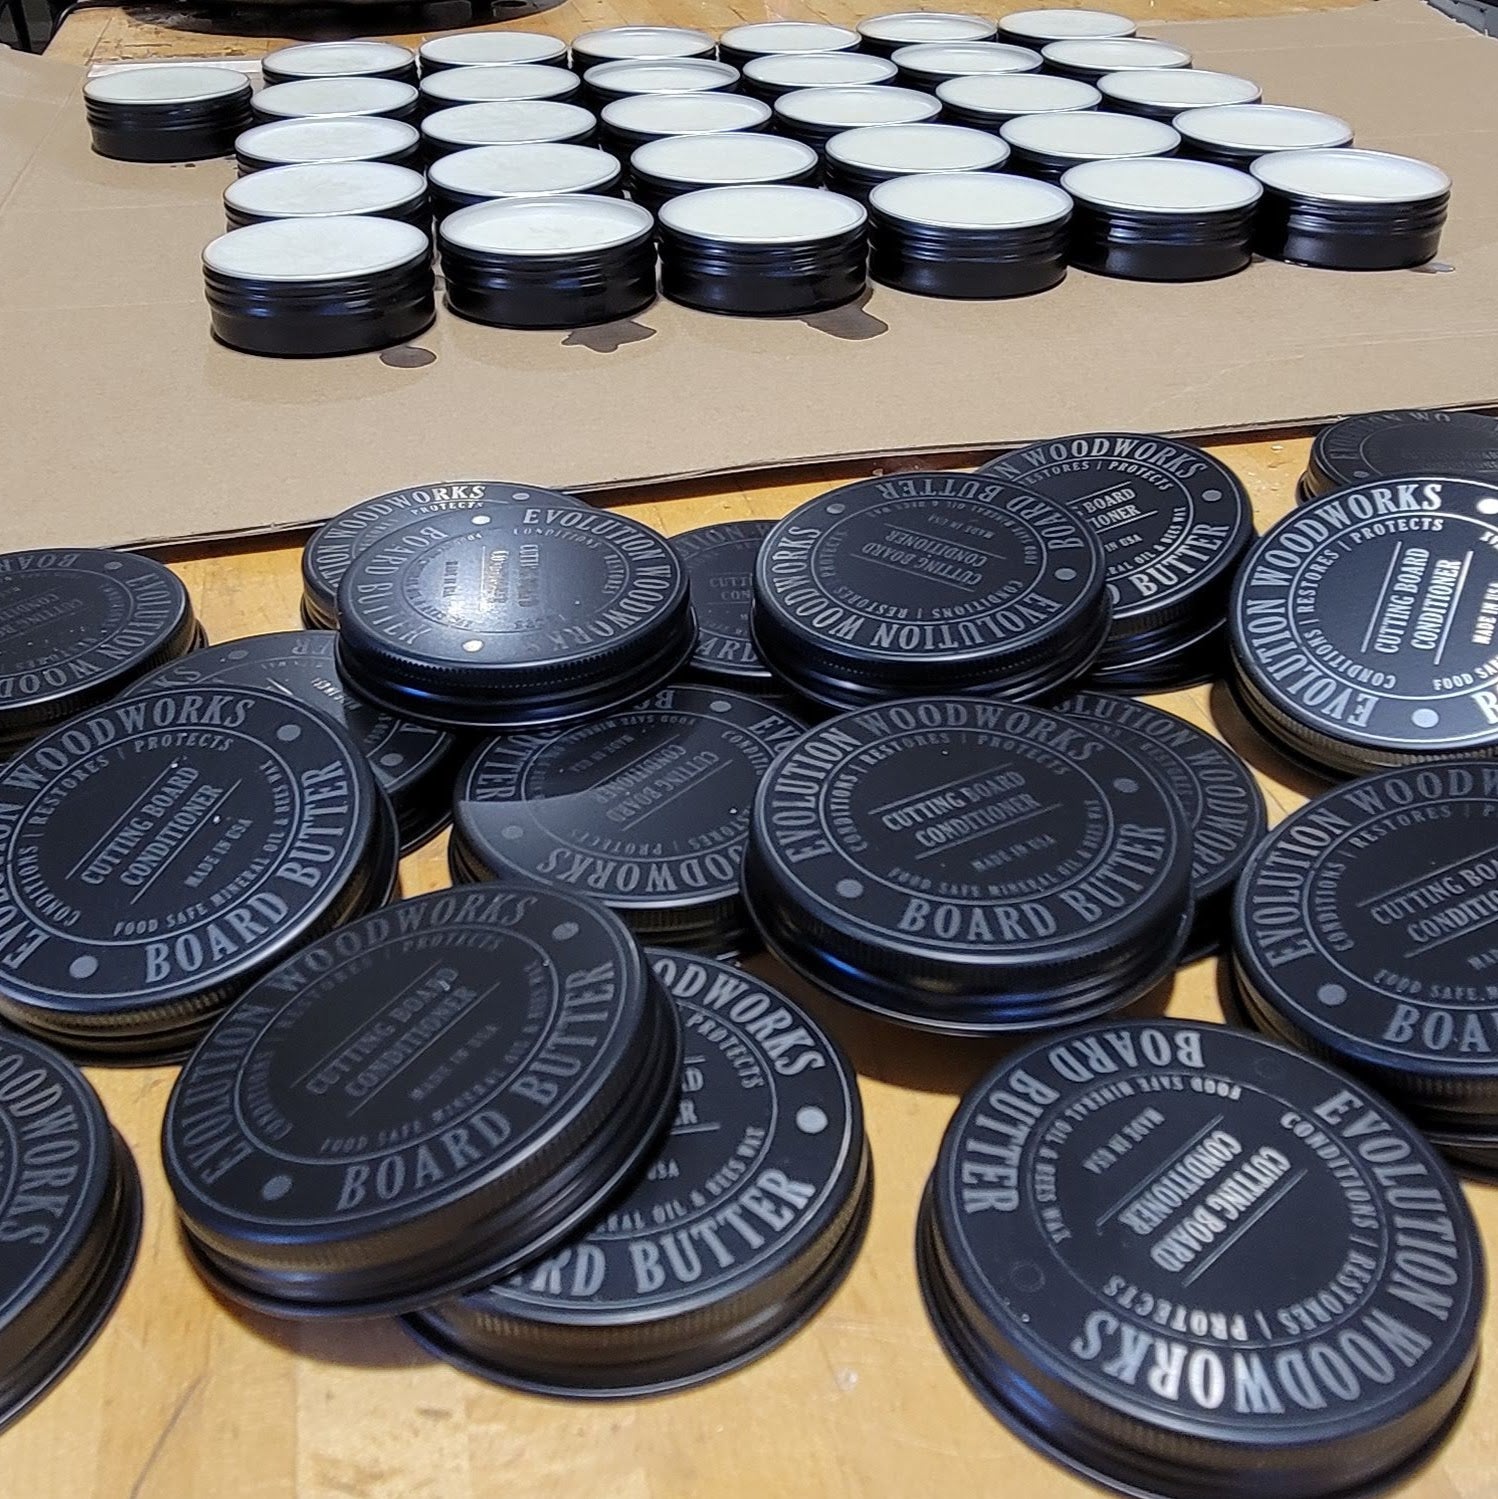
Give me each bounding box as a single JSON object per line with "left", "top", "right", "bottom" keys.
{"left": 671, "top": 520, "right": 778, "bottom": 687}
{"left": 1298, "top": 407, "right": 1498, "bottom": 503}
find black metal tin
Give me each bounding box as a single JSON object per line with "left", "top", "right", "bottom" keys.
{"left": 891, "top": 41, "right": 1043, "bottom": 91}
{"left": 582, "top": 56, "right": 739, "bottom": 111}
{"left": 1173, "top": 103, "right": 1353, "bottom": 168}
{"left": 404, "top": 950, "right": 870, "bottom": 1398}
{"left": 717, "top": 22, "right": 860, "bottom": 72}
{"left": 742, "top": 51, "right": 898, "bottom": 101}
{"left": 1302, "top": 408, "right": 1498, "bottom": 502}
{"left": 0, "top": 685, "right": 396, "bottom": 1062}
{"left": 0, "top": 1031, "right": 141, "bottom": 1433}
{"left": 628, "top": 133, "right": 818, "bottom": 214}
{"left": 936, "top": 71, "right": 1100, "bottom": 131}
{"left": 822, "top": 122, "right": 1009, "bottom": 202}
{"left": 1098, "top": 66, "right": 1260, "bottom": 119}
{"left": 672, "top": 520, "right": 776, "bottom": 683}
{"left": 203, "top": 215, "right": 434, "bottom": 358}
{"left": 440, "top": 194, "right": 655, "bottom": 328}
{"left": 450, "top": 686, "right": 805, "bottom": 955}
{"left": 84, "top": 64, "right": 252, "bottom": 163}
{"left": 429, "top": 144, "right": 621, "bottom": 220}
{"left": 261, "top": 41, "right": 418, "bottom": 88}
{"left": 0, "top": 548, "right": 200, "bottom": 757}
{"left": 418, "top": 31, "right": 569, "bottom": 74}
{"left": 858, "top": 12, "right": 997, "bottom": 58}
{"left": 999, "top": 9, "right": 1136, "bottom": 43}
{"left": 570, "top": 27, "right": 717, "bottom": 70}
{"left": 334, "top": 503, "right": 694, "bottom": 731}
{"left": 234, "top": 115, "right": 421, "bottom": 174}
{"left": 421, "top": 100, "right": 597, "bottom": 159}
{"left": 1252, "top": 147, "right": 1451, "bottom": 271}
{"left": 1001, "top": 109, "right": 1178, "bottom": 181}
{"left": 743, "top": 697, "right": 1192, "bottom": 1033}
{"left": 162, "top": 885, "right": 681, "bottom": 1319}
{"left": 771, "top": 85, "right": 941, "bottom": 149}
{"left": 420, "top": 63, "right": 581, "bottom": 113}
{"left": 251, "top": 76, "right": 419, "bottom": 125}
{"left": 1086, "top": 612, "right": 1226, "bottom": 694}
{"left": 1040, "top": 36, "right": 1192, "bottom": 81}
{"left": 1062, "top": 156, "right": 1261, "bottom": 280}
{"left": 868, "top": 171, "right": 1070, "bottom": 297}
{"left": 302, "top": 479, "right": 586, "bottom": 629}
{"left": 919, "top": 1019, "right": 1484, "bottom": 1499}
{"left": 657, "top": 184, "right": 868, "bottom": 316}
{"left": 223, "top": 161, "right": 428, "bottom": 232}
{"left": 600, "top": 92, "right": 771, "bottom": 158}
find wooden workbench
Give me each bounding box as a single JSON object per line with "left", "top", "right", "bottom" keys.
{"left": 7, "top": 4, "right": 1491, "bottom": 1497}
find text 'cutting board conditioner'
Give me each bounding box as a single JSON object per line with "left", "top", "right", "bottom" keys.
{"left": 404, "top": 951, "right": 871, "bottom": 1396}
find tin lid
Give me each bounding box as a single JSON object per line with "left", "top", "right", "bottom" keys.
{"left": 1041, "top": 36, "right": 1192, "bottom": 74}
{"left": 403, "top": 950, "right": 870, "bottom": 1396}
{"left": 892, "top": 41, "right": 1044, "bottom": 79}
{"left": 421, "top": 100, "right": 596, "bottom": 148}
{"left": 420, "top": 63, "right": 580, "bottom": 105}
{"left": 1304, "top": 409, "right": 1498, "bottom": 501}
{"left": 571, "top": 26, "right": 716, "bottom": 62}
{"left": 252, "top": 76, "right": 417, "bottom": 119}
{"left": 630, "top": 132, "right": 817, "bottom": 188}
{"left": 235, "top": 115, "right": 419, "bottom": 166}
{"left": 441, "top": 194, "right": 652, "bottom": 255}
{"left": 1061, "top": 155, "right": 1262, "bottom": 212}
{"left": 999, "top": 9, "right": 1136, "bottom": 41}
{"left": 602, "top": 92, "right": 771, "bottom": 138}
{"left": 936, "top": 71, "right": 1100, "bottom": 117}
{"left": 719, "top": 22, "right": 860, "bottom": 57}
{"left": 1098, "top": 66, "right": 1261, "bottom": 112}
{"left": 658, "top": 184, "right": 867, "bottom": 245}
{"left": 224, "top": 160, "right": 426, "bottom": 219}
{"left": 871, "top": 170, "right": 1072, "bottom": 228}
{"left": 744, "top": 52, "right": 898, "bottom": 92}
{"left": 1001, "top": 108, "right": 1179, "bottom": 161}
{"left": 826, "top": 121, "right": 1010, "bottom": 174}
{"left": 261, "top": 41, "right": 415, "bottom": 79}
{"left": 774, "top": 85, "right": 941, "bottom": 131}
{"left": 85, "top": 63, "right": 249, "bottom": 105}
{"left": 162, "top": 884, "right": 682, "bottom": 1317}
{"left": 418, "top": 32, "right": 568, "bottom": 68}
{"left": 1175, "top": 102, "right": 1353, "bottom": 155}
{"left": 920, "top": 1019, "right": 1484, "bottom": 1499}
{"left": 671, "top": 520, "right": 776, "bottom": 681}
{"left": 1251, "top": 147, "right": 1450, "bottom": 205}
{"left": 584, "top": 58, "right": 738, "bottom": 96}
{"left": 429, "top": 143, "right": 620, "bottom": 199}
{"left": 203, "top": 216, "right": 428, "bottom": 282}
{"left": 860, "top": 12, "right": 997, "bottom": 46}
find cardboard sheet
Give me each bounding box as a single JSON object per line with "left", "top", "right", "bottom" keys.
{"left": 1, "top": 0, "right": 1496, "bottom": 550}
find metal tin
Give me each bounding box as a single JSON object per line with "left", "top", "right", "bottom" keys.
{"left": 628, "top": 133, "right": 818, "bottom": 215}
{"left": 419, "top": 63, "right": 580, "bottom": 113}
{"left": 1098, "top": 66, "right": 1260, "bottom": 119}
{"left": 571, "top": 26, "right": 717, "bottom": 69}
{"left": 1086, "top": 612, "right": 1226, "bottom": 694}
{"left": 1061, "top": 156, "right": 1262, "bottom": 280}
{"left": 1001, "top": 109, "right": 1178, "bottom": 181}
{"left": 657, "top": 184, "right": 868, "bottom": 317}
{"left": 891, "top": 41, "right": 1043, "bottom": 90}
{"left": 234, "top": 115, "right": 421, "bottom": 174}
{"left": 84, "top": 64, "right": 252, "bottom": 163}
{"left": 1252, "top": 148, "right": 1450, "bottom": 271}
{"left": 418, "top": 32, "right": 569, "bottom": 74}
{"left": 999, "top": 9, "right": 1136, "bottom": 43}
{"left": 582, "top": 57, "right": 739, "bottom": 110}
{"left": 334, "top": 504, "right": 694, "bottom": 731}
{"left": 251, "top": 76, "right": 419, "bottom": 124}
{"left": 0, "top": 1032, "right": 141, "bottom": 1433}
{"left": 823, "top": 122, "right": 1010, "bottom": 202}
{"left": 671, "top": 520, "right": 777, "bottom": 683}
{"left": 162, "top": 885, "right": 682, "bottom": 1318}
{"left": 741, "top": 51, "right": 898, "bottom": 101}
{"left": 751, "top": 471, "right": 1109, "bottom": 707}
{"left": 449, "top": 686, "right": 805, "bottom": 954}
{"left": 223, "top": 160, "right": 428, "bottom": 231}
{"left": 858, "top": 12, "right": 997, "bottom": 58}
{"left": 421, "top": 100, "right": 597, "bottom": 159}
{"left": 1041, "top": 36, "right": 1192, "bottom": 81}
{"left": 301, "top": 479, "right": 587, "bottom": 629}
{"left": 261, "top": 41, "right": 418, "bottom": 88}
{"left": 869, "top": 171, "right": 1071, "bottom": 298}
{"left": 440, "top": 194, "right": 655, "bottom": 329}
{"left": 772, "top": 85, "right": 940, "bottom": 150}
{"left": 936, "top": 72, "right": 1100, "bottom": 131}
{"left": 919, "top": 1020, "right": 1483, "bottom": 1499}
{"left": 203, "top": 215, "right": 434, "bottom": 358}
{"left": 743, "top": 698, "right": 1191, "bottom": 1032}
{"left": 1174, "top": 102, "right": 1352, "bottom": 166}
{"left": 0, "top": 686, "right": 397, "bottom": 1062}
{"left": 404, "top": 950, "right": 870, "bottom": 1397}
{"left": 0, "top": 548, "right": 200, "bottom": 757}
{"left": 600, "top": 92, "right": 771, "bottom": 157}
{"left": 429, "top": 144, "right": 621, "bottom": 220}
{"left": 718, "top": 22, "right": 860, "bottom": 72}
{"left": 1301, "top": 408, "right": 1498, "bottom": 503}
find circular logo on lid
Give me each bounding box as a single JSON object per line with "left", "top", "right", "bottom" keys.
{"left": 1307, "top": 410, "right": 1498, "bottom": 501}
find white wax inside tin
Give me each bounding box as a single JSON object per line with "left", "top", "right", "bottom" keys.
{"left": 1251, "top": 148, "right": 1450, "bottom": 203}
{"left": 936, "top": 72, "right": 1100, "bottom": 114}
{"left": 659, "top": 183, "right": 866, "bottom": 243}
{"left": 572, "top": 27, "right": 716, "bottom": 61}
{"left": 428, "top": 144, "right": 619, "bottom": 196}
{"left": 775, "top": 85, "right": 940, "bottom": 127}
{"left": 1001, "top": 109, "right": 1179, "bottom": 159}
{"left": 85, "top": 64, "right": 248, "bottom": 105}
{"left": 1062, "top": 156, "right": 1262, "bottom": 211}
{"left": 999, "top": 9, "right": 1136, "bottom": 40}
{"left": 870, "top": 169, "right": 1072, "bottom": 228}
{"left": 419, "top": 32, "right": 568, "bottom": 67}
{"left": 859, "top": 12, "right": 997, "bottom": 44}
{"left": 441, "top": 195, "right": 653, "bottom": 254}
{"left": 254, "top": 76, "right": 416, "bottom": 118}
{"left": 745, "top": 53, "right": 897, "bottom": 89}
{"left": 603, "top": 93, "right": 772, "bottom": 134}
{"left": 204, "top": 215, "right": 428, "bottom": 280}
{"left": 632, "top": 132, "right": 818, "bottom": 184}
{"left": 237, "top": 116, "right": 419, "bottom": 163}
{"left": 225, "top": 160, "right": 424, "bottom": 216}
{"left": 1042, "top": 38, "right": 1192, "bottom": 71}
{"left": 264, "top": 42, "right": 413, "bottom": 78}
{"left": 1099, "top": 68, "right": 1261, "bottom": 110}
{"left": 421, "top": 64, "right": 579, "bottom": 104}
{"left": 1175, "top": 104, "right": 1354, "bottom": 152}
{"left": 894, "top": 42, "right": 1043, "bottom": 76}
{"left": 827, "top": 122, "right": 1009, "bottom": 172}
{"left": 719, "top": 22, "right": 860, "bottom": 55}
{"left": 585, "top": 59, "right": 738, "bottom": 94}
{"left": 423, "top": 101, "right": 593, "bottom": 146}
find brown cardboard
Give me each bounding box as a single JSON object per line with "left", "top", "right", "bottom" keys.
{"left": 1, "top": 0, "right": 1496, "bottom": 551}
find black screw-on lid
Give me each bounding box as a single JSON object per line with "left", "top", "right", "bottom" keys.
{"left": 671, "top": 520, "right": 775, "bottom": 683}
{"left": 1303, "top": 409, "right": 1498, "bottom": 503}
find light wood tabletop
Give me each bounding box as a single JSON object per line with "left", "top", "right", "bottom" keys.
{"left": 9, "top": 3, "right": 1491, "bottom": 1498}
